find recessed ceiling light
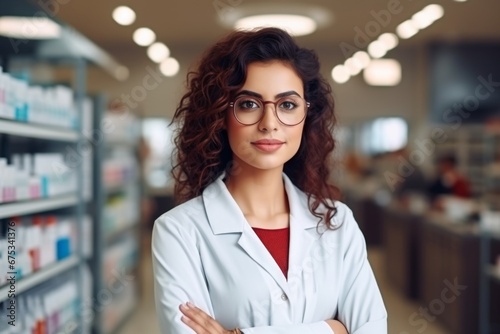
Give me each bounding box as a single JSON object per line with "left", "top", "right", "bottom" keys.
{"left": 0, "top": 16, "right": 61, "bottom": 39}
{"left": 378, "top": 33, "right": 399, "bottom": 50}
{"left": 112, "top": 6, "right": 136, "bottom": 26}
{"left": 353, "top": 51, "right": 371, "bottom": 69}
{"left": 235, "top": 14, "right": 317, "bottom": 36}
{"left": 345, "top": 58, "right": 363, "bottom": 76}
{"left": 368, "top": 40, "right": 387, "bottom": 59}
{"left": 411, "top": 10, "right": 434, "bottom": 29}
{"left": 218, "top": 3, "right": 332, "bottom": 36}
{"left": 147, "top": 42, "right": 170, "bottom": 63}
{"left": 396, "top": 20, "right": 419, "bottom": 39}
{"left": 160, "top": 57, "right": 180, "bottom": 77}
{"left": 331, "top": 65, "right": 350, "bottom": 84}
{"left": 363, "top": 59, "right": 401, "bottom": 86}
{"left": 422, "top": 4, "right": 444, "bottom": 22}
{"left": 133, "top": 27, "right": 156, "bottom": 46}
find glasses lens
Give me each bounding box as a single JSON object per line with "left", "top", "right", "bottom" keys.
{"left": 233, "top": 96, "right": 307, "bottom": 125}
{"left": 233, "top": 96, "right": 262, "bottom": 125}
{"left": 276, "top": 96, "right": 306, "bottom": 125}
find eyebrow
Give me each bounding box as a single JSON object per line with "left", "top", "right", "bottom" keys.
{"left": 235, "top": 90, "right": 302, "bottom": 99}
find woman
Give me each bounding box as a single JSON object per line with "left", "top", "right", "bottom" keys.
{"left": 152, "top": 27, "right": 387, "bottom": 334}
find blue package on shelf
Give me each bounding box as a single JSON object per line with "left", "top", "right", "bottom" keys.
{"left": 41, "top": 176, "right": 49, "bottom": 197}
{"left": 56, "top": 238, "right": 71, "bottom": 260}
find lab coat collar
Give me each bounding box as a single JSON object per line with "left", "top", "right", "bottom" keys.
{"left": 202, "top": 171, "right": 320, "bottom": 235}
{"left": 202, "top": 171, "right": 322, "bottom": 296}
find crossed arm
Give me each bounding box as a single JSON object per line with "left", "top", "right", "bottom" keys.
{"left": 179, "top": 301, "right": 348, "bottom": 334}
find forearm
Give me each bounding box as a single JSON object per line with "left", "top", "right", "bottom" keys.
{"left": 240, "top": 320, "right": 346, "bottom": 334}
{"left": 326, "top": 320, "right": 349, "bottom": 334}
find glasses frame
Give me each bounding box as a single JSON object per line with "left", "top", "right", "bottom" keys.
{"left": 229, "top": 95, "right": 310, "bottom": 126}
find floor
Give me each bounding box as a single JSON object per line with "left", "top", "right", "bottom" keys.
{"left": 117, "top": 233, "right": 449, "bottom": 334}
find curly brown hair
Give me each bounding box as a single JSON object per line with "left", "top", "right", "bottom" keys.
{"left": 170, "top": 27, "right": 341, "bottom": 229}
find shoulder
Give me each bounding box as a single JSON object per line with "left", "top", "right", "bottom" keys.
{"left": 325, "top": 200, "right": 363, "bottom": 238}
{"left": 331, "top": 200, "right": 355, "bottom": 225}
{"left": 153, "top": 195, "right": 206, "bottom": 237}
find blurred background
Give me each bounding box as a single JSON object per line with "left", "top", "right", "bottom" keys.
{"left": 0, "top": 0, "right": 499, "bottom": 333}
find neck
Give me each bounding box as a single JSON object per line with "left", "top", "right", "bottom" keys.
{"left": 224, "top": 167, "right": 289, "bottom": 221}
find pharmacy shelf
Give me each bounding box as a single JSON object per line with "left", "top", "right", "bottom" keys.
{"left": 105, "top": 223, "right": 140, "bottom": 244}
{"left": 0, "top": 119, "right": 79, "bottom": 142}
{"left": 91, "top": 96, "right": 142, "bottom": 334}
{"left": 487, "top": 265, "right": 500, "bottom": 284}
{"left": 0, "top": 255, "right": 80, "bottom": 301}
{"left": 0, "top": 195, "right": 79, "bottom": 219}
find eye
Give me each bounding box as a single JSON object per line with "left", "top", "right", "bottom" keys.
{"left": 279, "top": 100, "right": 298, "bottom": 110}
{"left": 237, "top": 98, "right": 261, "bottom": 110}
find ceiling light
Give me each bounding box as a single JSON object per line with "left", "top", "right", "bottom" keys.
{"left": 112, "top": 6, "right": 136, "bottom": 26}
{"left": 345, "top": 58, "right": 363, "bottom": 76}
{"left": 396, "top": 20, "right": 419, "bottom": 39}
{"left": 235, "top": 14, "right": 317, "bottom": 36}
{"left": 147, "top": 42, "right": 170, "bottom": 63}
{"left": 422, "top": 4, "right": 444, "bottom": 21}
{"left": 368, "top": 40, "right": 387, "bottom": 59}
{"left": 353, "top": 51, "right": 371, "bottom": 69}
{"left": 363, "top": 59, "right": 401, "bottom": 86}
{"left": 378, "top": 33, "right": 399, "bottom": 50}
{"left": 411, "top": 10, "right": 434, "bottom": 29}
{"left": 0, "top": 16, "right": 61, "bottom": 39}
{"left": 331, "top": 65, "right": 350, "bottom": 84}
{"left": 218, "top": 4, "right": 332, "bottom": 37}
{"left": 159, "top": 57, "right": 180, "bottom": 77}
{"left": 133, "top": 28, "right": 156, "bottom": 46}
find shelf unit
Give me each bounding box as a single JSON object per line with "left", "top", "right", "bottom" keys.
{"left": 91, "top": 95, "right": 141, "bottom": 334}
{"left": 0, "top": 1, "right": 127, "bottom": 333}
{"left": 0, "top": 83, "right": 87, "bottom": 332}
{"left": 479, "top": 127, "right": 500, "bottom": 334}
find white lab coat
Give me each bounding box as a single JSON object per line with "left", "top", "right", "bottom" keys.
{"left": 152, "top": 172, "right": 387, "bottom": 334}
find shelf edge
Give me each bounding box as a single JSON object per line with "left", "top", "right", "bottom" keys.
{"left": 0, "top": 256, "right": 80, "bottom": 301}
{"left": 0, "top": 195, "right": 79, "bottom": 219}
{"left": 0, "top": 119, "right": 79, "bottom": 142}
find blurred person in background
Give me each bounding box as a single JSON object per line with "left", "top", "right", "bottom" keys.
{"left": 428, "top": 154, "right": 471, "bottom": 209}
{"left": 151, "top": 28, "right": 387, "bottom": 334}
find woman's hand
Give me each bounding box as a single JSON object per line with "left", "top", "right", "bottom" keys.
{"left": 179, "top": 302, "right": 240, "bottom": 334}
{"left": 326, "top": 319, "right": 349, "bottom": 334}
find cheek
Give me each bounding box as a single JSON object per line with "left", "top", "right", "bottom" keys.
{"left": 289, "top": 125, "right": 305, "bottom": 148}
{"left": 226, "top": 121, "right": 254, "bottom": 159}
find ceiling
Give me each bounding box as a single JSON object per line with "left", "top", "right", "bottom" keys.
{"left": 55, "top": 0, "right": 500, "bottom": 69}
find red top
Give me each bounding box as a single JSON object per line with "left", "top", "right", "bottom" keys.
{"left": 453, "top": 176, "right": 471, "bottom": 198}
{"left": 252, "top": 227, "right": 290, "bottom": 279}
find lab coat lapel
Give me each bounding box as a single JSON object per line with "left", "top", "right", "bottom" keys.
{"left": 283, "top": 174, "right": 321, "bottom": 279}
{"left": 203, "top": 172, "right": 291, "bottom": 296}
{"left": 237, "top": 229, "right": 290, "bottom": 296}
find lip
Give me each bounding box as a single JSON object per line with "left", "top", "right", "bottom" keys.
{"left": 251, "top": 139, "right": 285, "bottom": 145}
{"left": 251, "top": 139, "right": 285, "bottom": 152}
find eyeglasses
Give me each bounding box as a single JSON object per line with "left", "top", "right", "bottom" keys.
{"left": 229, "top": 95, "right": 309, "bottom": 126}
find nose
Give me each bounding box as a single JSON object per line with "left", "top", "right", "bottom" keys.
{"left": 258, "top": 103, "right": 279, "bottom": 132}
